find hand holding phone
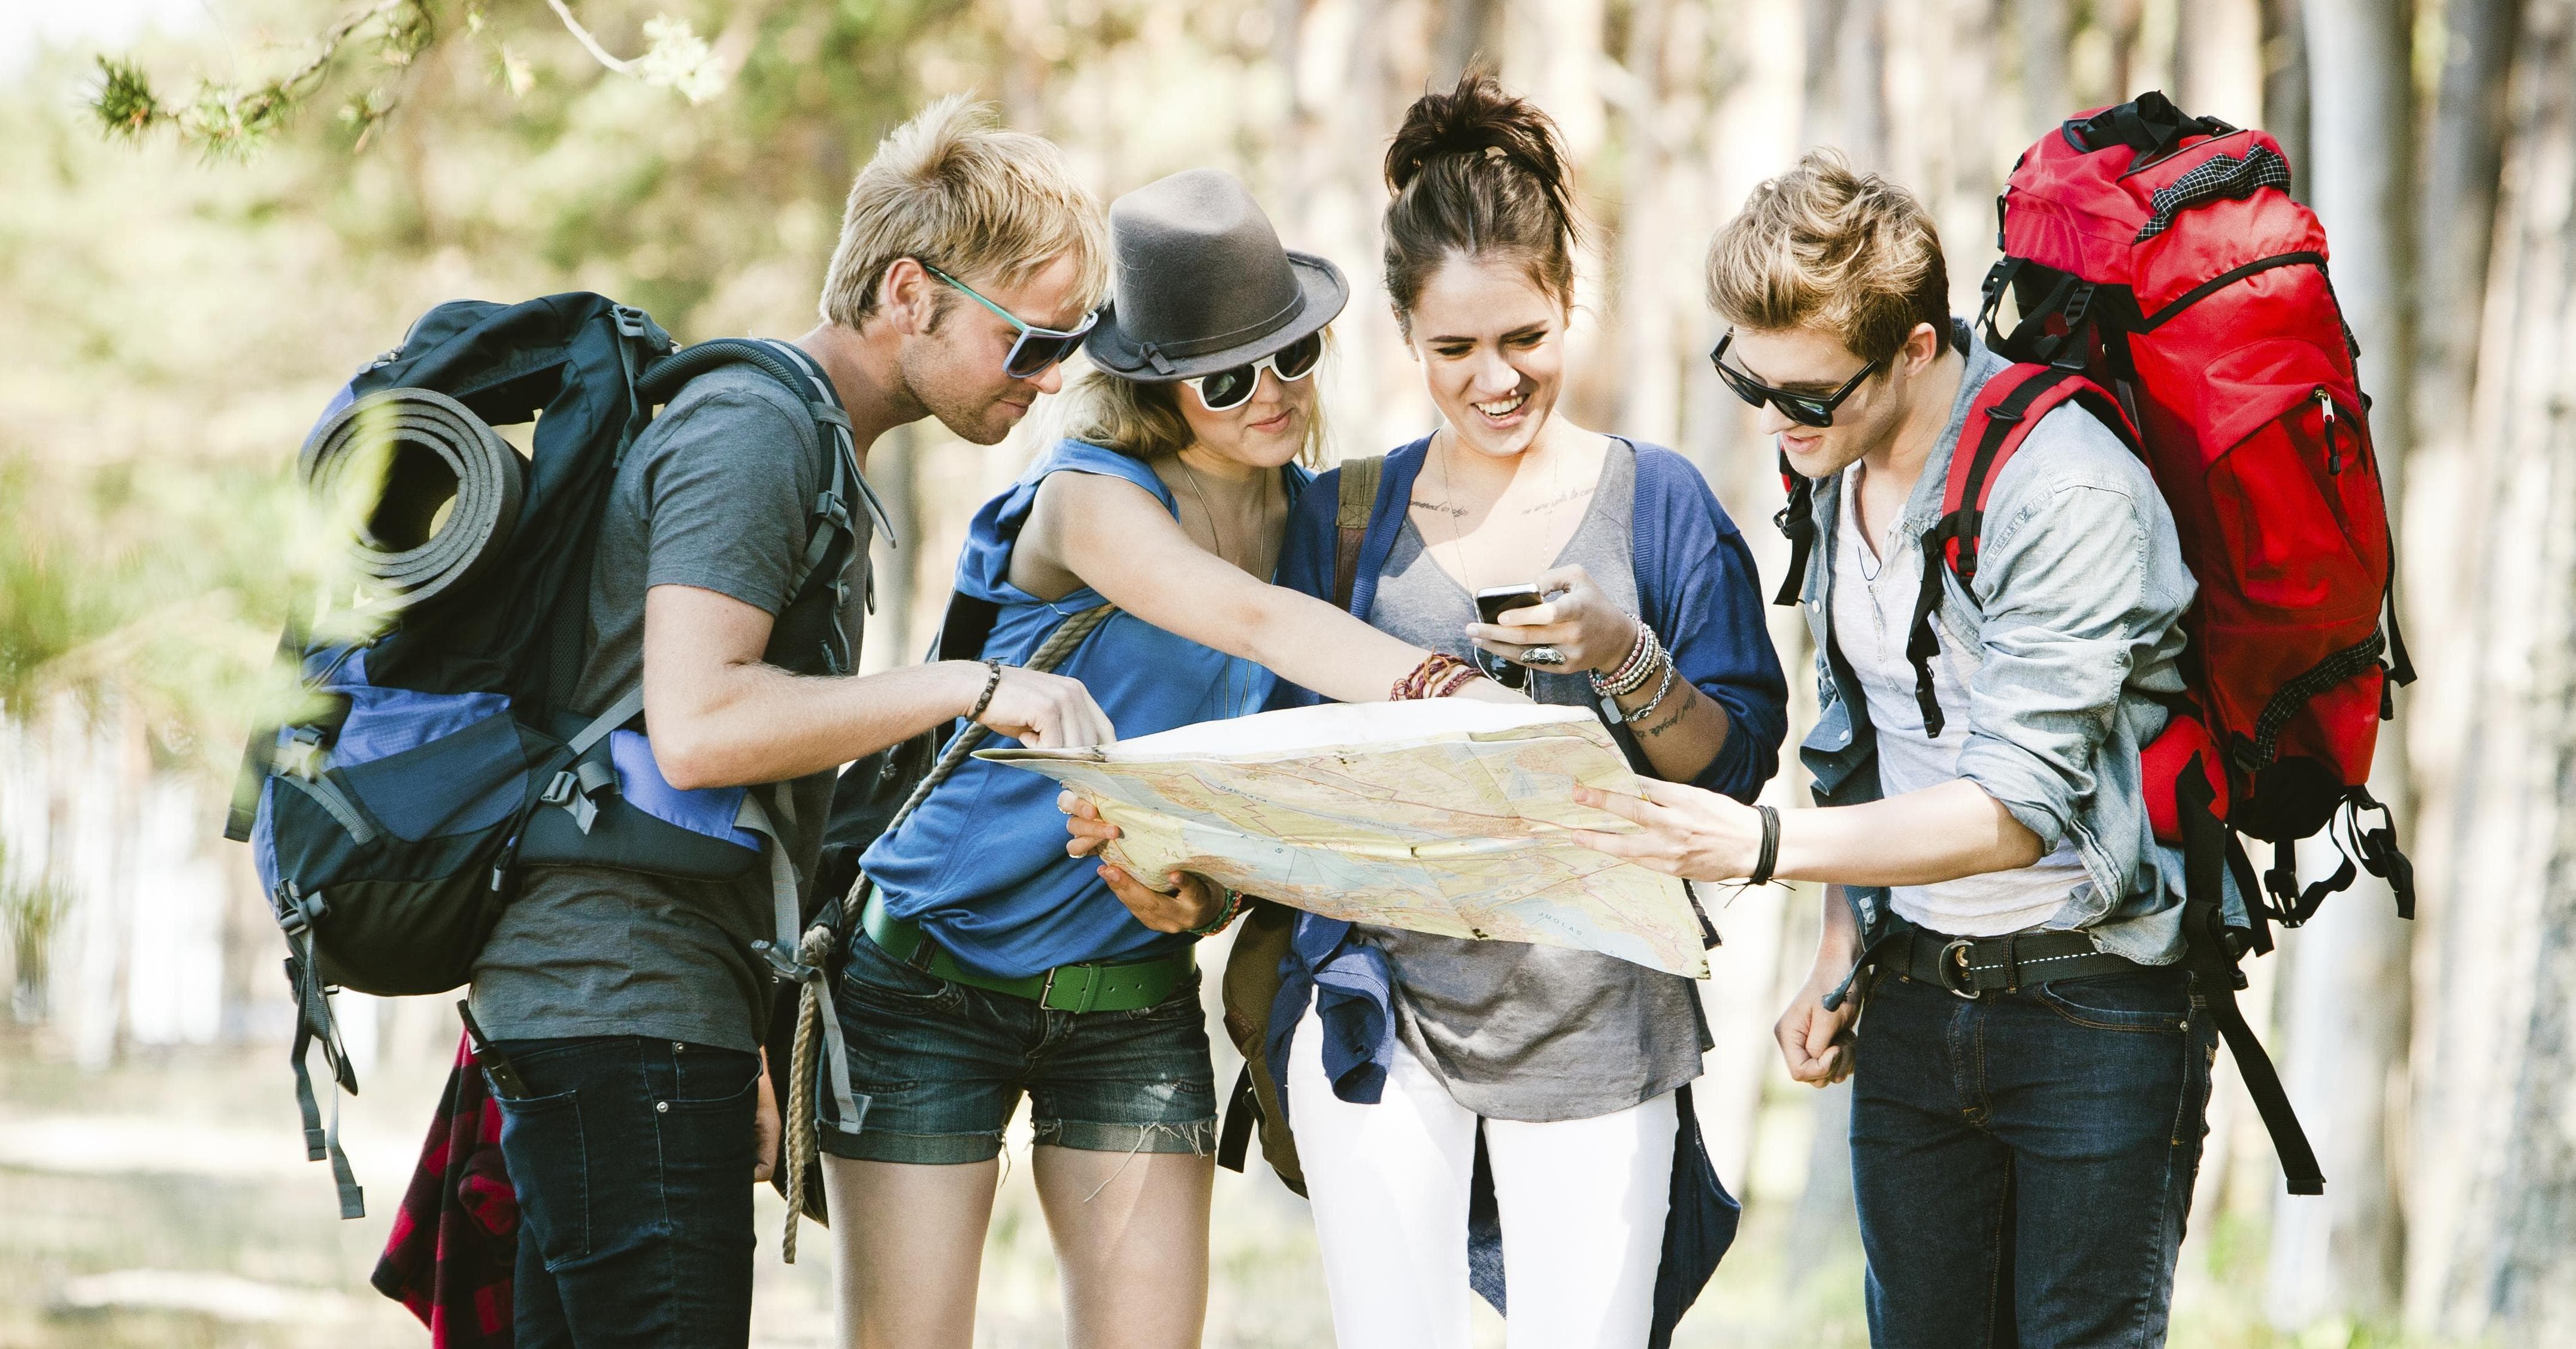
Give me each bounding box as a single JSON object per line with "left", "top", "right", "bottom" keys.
{"left": 1473, "top": 585, "right": 1545, "bottom": 689}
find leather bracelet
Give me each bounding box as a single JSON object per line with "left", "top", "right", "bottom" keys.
{"left": 1749, "top": 803, "right": 1782, "bottom": 886}
{"left": 968, "top": 659, "right": 1004, "bottom": 723}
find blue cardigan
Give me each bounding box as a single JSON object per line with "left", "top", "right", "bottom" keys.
{"left": 1266, "top": 434, "right": 1787, "bottom": 1345}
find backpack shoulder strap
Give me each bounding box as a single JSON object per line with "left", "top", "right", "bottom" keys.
{"left": 1333, "top": 455, "right": 1387, "bottom": 613}
{"left": 1772, "top": 452, "right": 1818, "bottom": 606}
{"left": 1903, "top": 362, "right": 2139, "bottom": 736}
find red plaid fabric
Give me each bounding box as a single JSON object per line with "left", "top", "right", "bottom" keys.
{"left": 371, "top": 1031, "right": 517, "bottom": 1347}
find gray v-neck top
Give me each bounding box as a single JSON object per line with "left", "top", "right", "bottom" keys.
{"left": 1362, "top": 440, "right": 1709, "bottom": 1122}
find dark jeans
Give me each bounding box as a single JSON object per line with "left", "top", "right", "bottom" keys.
{"left": 489, "top": 1036, "right": 762, "bottom": 1349}
{"left": 1849, "top": 964, "right": 2216, "bottom": 1348}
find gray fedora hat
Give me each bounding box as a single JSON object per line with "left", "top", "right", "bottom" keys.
{"left": 1084, "top": 168, "right": 1348, "bottom": 381}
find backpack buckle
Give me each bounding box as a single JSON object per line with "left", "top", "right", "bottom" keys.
{"left": 541, "top": 768, "right": 606, "bottom": 834}
{"left": 752, "top": 939, "right": 815, "bottom": 984}
{"left": 612, "top": 305, "right": 650, "bottom": 339}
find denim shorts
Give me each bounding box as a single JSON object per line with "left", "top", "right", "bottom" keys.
{"left": 825, "top": 930, "right": 1219, "bottom": 1165}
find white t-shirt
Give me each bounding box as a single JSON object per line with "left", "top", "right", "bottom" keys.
{"left": 1831, "top": 464, "right": 2088, "bottom": 936}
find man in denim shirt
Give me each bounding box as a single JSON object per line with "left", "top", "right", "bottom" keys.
{"left": 1573, "top": 152, "right": 2212, "bottom": 1347}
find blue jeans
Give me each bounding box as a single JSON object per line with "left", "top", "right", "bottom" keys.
{"left": 826, "top": 930, "right": 1219, "bottom": 1164}
{"left": 489, "top": 1036, "right": 762, "bottom": 1349}
{"left": 1849, "top": 963, "right": 2216, "bottom": 1348}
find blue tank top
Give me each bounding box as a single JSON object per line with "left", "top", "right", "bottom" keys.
{"left": 860, "top": 439, "right": 1306, "bottom": 978}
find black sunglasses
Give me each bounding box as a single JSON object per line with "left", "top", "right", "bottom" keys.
{"left": 1193, "top": 332, "right": 1324, "bottom": 412}
{"left": 1709, "top": 331, "right": 1882, "bottom": 428}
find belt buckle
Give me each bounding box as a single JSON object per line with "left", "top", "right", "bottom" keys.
{"left": 1939, "top": 938, "right": 1982, "bottom": 1000}
{"left": 1040, "top": 966, "right": 1099, "bottom": 1014}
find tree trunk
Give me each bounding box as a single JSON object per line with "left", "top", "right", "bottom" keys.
{"left": 2259, "top": 0, "right": 2310, "bottom": 199}
{"left": 2404, "top": 2, "right": 2576, "bottom": 1338}
{"left": 1613, "top": 0, "right": 1678, "bottom": 444}
{"left": 2017, "top": 0, "right": 2069, "bottom": 134}
{"left": 2267, "top": 0, "right": 2416, "bottom": 1330}
{"left": 1430, "top": 0, "right": 1504, "bottom": 86}
{"left": 2175, "top": 0, "right": 2264, "bottom": 128}
{"left": 1803, "top": 0, "right": 1886, "bottom": 168}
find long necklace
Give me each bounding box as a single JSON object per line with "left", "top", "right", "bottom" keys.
{"left": 1180, "top": 455, "right": 1260, "bottom": 715}
{"left": 1432, "top": 425, "right": 1566, "bottom": 594}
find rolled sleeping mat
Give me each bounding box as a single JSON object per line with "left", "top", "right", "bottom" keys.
{"left": 298, "top": 388, "right": 524, "bottom": 614}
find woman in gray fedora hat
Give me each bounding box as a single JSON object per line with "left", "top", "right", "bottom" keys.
{"left": 824, "top": 167, "right": 1516, "bottom": 1349}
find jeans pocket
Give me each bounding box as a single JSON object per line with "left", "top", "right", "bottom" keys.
{"left": 656, "top": 1057, "right": 763, "bottom": 1183}
{"left": 495, "top": 1090, "right": 590, "bottom": 1267}
{"left": 2034, "top": 969, "right": 2193, "bottom": 1033}
{"left": 839, "top": 933, "right": 967, "bottom": 1014}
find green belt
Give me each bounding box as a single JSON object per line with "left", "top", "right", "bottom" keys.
{"left": 860, "top": 891, "right": 1194, "bottom": 1014}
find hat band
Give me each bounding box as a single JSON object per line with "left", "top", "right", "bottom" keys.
{"left": 1136, "top": 289, "right": 1309, "bottom": 374}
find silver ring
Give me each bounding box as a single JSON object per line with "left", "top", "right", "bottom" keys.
{"left": 1518, "top": 645, "right": 1568, "bottom": 667}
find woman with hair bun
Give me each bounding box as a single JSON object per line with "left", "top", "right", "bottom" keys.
{"left": 1261, "top": 72, "right": 1788, "bottom": 1347}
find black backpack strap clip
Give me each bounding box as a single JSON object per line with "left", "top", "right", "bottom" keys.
{"left": 1771, "top": 449, "right": 1819, "bottom": 609}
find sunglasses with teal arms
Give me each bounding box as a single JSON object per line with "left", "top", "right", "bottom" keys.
{"left": 921, "top": 262, "right": 1101, "bottom": 379}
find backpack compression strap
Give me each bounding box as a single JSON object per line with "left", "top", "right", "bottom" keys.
{"left": 1905, "top": 363, "right": 2139, "bottom": 736}
{"left": 1333, "top": 455, "right": 1387, "bottom": 613}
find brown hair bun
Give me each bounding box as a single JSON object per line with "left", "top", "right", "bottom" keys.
{"left": 1382, "top": 69, "right": 1581, "bottom": 331}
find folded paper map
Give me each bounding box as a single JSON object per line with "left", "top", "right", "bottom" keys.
{"left": 976, "top": 701, "right": 1712, "bottom": 978}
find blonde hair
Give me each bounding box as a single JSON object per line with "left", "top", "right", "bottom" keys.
{"left": 1703, "top": 150, "right": 1950, "bottom": 363}
{"left": 1056, "top": 338, "right": 1334, "bottom": 467}
{"left": 819, "top": 96, "right": 1109, "bottom": 328}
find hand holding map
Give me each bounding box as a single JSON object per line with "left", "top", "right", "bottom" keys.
{"left": 977, "top": 701, "right": 1715, "bottom": 978}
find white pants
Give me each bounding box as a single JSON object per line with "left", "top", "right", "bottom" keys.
{"left": 1287, "top": 1007, "right": 1676, "bottom": 1349}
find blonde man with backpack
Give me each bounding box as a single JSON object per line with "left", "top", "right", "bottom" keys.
{"left": 1572, "top": 152, "right": 2211, "bottom": 1347}
{"left": 465, "top": 98, "right": 1117, "bottom": 1349}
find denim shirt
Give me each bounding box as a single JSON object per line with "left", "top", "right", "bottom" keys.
{"left": 1799, "top": 330, "right": 2198, "bottom": 964}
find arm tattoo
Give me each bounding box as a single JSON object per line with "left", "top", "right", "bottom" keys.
{"left": 1640, "top": 688, "right": 1696, "bottom": 738}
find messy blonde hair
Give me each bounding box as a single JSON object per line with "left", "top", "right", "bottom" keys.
{"left": 819, "top": 96, "right": 1109, "bottom": 328}
{"left": 1703, "top": 150, "right": 1950, "bottom": 363}
{"left": 1057, "top": 337, "right": 1334, "bottom": 466}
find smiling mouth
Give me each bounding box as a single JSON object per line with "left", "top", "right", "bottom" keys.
{"left": 1251, "top": 408, "right": 1294, "bottom": 432}
{"left": 1471, "top": 391, "right": 1528, "bottom": 420}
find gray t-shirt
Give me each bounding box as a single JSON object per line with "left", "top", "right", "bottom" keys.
{"left": 470, "top": 361, "right": 870, "bottom": 1052}
{"left": 1364, "top": 440, "right": 1708, "bottom": 1122}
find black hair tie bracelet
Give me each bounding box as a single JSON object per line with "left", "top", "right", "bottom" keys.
{"left": 1749, "top": 803, "right": 1782, "bottom": 887}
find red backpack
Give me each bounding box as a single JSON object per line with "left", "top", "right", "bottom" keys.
{"left": 1775, "top": 93, "right": 2415, "bottom": 1194}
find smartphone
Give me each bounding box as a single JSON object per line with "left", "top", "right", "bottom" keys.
{"left": 1473, "top": 585, "right": 1545, "bottom": 689}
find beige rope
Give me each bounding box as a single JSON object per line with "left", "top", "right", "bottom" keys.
{"left": 779, "top": 601, "right": 1118, "bottom": 1261}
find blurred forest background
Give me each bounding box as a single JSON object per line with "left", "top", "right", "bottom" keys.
{"left": 3, "top": 0, "right": 2572, "bottom": 1345}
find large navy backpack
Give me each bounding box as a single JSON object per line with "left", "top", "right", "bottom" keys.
{"left": 229, "top": 294, "right": 872, "bottom": 1217}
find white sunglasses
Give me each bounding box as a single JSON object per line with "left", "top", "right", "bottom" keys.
{"left": 1192, "top": 332, "right": 1324, "bottom": 412}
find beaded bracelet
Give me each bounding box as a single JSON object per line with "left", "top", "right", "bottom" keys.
{"left": 968, "top": 659, "right": 1005, "bottom": 722}
{"left": 1186, "top": 884, "right": 1245, "bottom": 936}
{"left": 1393, "top": 652, "right": 1475, "bottom": 701}
{"left": 1590, "top": 621, "right": 1664, "bottom": 699}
